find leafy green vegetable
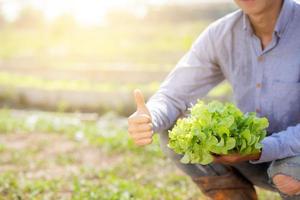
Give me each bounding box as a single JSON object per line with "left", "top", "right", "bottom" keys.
{"left": 168, "top": 101, "right": 269, "bottom": 165}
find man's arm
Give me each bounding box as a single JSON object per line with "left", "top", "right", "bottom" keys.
{"left": 251, "top": 124, "right": 300, "bottom": 164}
{"left": 146, "top": 26, "right": 225, "bottom": 133}
{"left": 211, "top": 124, "right": 300, "bottom": 165}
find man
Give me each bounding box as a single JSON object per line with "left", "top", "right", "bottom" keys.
{"left": 128, "top": 0, "right": 300, "bottom": 199}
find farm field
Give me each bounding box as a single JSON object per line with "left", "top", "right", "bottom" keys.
{"left": 0, "top": 1, "right": 285, "bottom": 199}
{"left": 0, "top": 109, "right": 281, "bottom": 199}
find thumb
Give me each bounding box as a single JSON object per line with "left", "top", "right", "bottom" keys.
{"left": 134, "top": 89, "right": 149, "bottom": 115}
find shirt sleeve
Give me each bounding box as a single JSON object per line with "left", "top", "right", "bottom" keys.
{"left": 146, "top": 26, "right": 225, "bottom": 133}
{"left": 250, "top": 123, "right": 300, "bottom": 164}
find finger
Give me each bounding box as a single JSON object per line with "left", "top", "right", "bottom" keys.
{"left": 128, "top": 123, "right": 153, "bottom": 133}
{"left": 135, "top": 138, "right": 153, "bottom": 146}
{"left": 213, "top": 155, "right": 237, "bottom": 164}
{"left": 134, "top": 89, "right": 148, "bottom": 113}
{"left": 130, "top": 131, "right": 153, "bottom": 140}
{"left": 221, "top": 156, "right": 237, "bottom": 163}
{"left": 128, "top": 114, "right": 151, "bottom": 124}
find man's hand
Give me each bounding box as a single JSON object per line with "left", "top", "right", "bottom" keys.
{"left": 127, "top": 89, "right": 153, "bottom": 146}
{"left": 213, "top": 152, "right": 261, "bottom": 165}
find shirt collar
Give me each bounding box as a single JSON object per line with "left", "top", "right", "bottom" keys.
{"left": 274, "top": 0, "right": 295, "bottom": 37}
{"left": 243, "top": 13, "right": 253, "bottom": 35}
{"left": 243, "top": 0, "right": 295, "bottom": 37}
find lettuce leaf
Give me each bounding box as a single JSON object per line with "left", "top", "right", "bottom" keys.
{"left": 168, "top": 100, "right": 269, "bottom": 165}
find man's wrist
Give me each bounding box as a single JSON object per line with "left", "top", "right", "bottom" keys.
{"left": 249, "top": 152, "right": 262, "bottom": 161}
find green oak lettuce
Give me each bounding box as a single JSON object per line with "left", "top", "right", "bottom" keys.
{"left": 168, "top": 101, "right": 269, "bottom": 165}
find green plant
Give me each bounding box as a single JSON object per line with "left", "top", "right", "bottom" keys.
{"left": 168, "top": 101, "right": 269, "bottom": 165}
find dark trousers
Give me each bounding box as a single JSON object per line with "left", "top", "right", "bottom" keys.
{"left": 159, "top": 131, "right": 300, "bottom": 200}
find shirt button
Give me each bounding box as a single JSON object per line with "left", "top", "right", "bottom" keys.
{"left": 257, "top": 56, "right": 264, "bottom": 62}
{"left": 256, "top": 108, "right": 261, "bottom": 113}
{"left": 256, "top": 83, "right": 262, "bottom": 88}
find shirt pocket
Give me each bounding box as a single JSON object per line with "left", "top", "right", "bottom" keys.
{"left": 271, "top": 81, "right": 300, "bottom": 132}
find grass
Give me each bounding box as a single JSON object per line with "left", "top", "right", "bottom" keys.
{"left": 0, "top": 109, "right": 201, "bottom": 199}
{"left": 0, "top": 19, "right": 233, "bottom": 114}
{"left": 0, "top": 21, "right": 209, "bottom": 70}
{"left": 0, "top": 71, "right": 233, "bottom": 115}
{"left": 0, "top": 72, "right": 160, "bottom": 93}
{"left": 0, "top": 71, "right": 232, "bottom": 97}
{"left": 0, "top": 109, "right": 281, "bottom": 199}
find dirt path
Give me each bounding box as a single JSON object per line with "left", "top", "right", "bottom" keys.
{"left": 0, "top": 133, "right": 123, "bottom": 179}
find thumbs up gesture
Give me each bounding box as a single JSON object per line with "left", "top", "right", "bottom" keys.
{"left": 127, "top": 89, "right": 153, "bottom": 146}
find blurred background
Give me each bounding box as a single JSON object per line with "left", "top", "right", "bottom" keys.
{"left": 0, "top": 0, "right": 281, "bottom": 199}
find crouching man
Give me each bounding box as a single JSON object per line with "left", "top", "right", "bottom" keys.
{"left": 128, "top": 0, "right": 300, "bottom": 199}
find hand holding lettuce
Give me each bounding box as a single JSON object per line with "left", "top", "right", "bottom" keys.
{"left": 168, "top": 101, "right": 269, "bottom": 165}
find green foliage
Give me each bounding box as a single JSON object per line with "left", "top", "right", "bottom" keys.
{"left": 168, "top": 101, "right": 269, "bottom": 165}
{"left": 0, "top": 109, "right": 162, "bottom": 155}
{"left": 0, "top": 109, "right": 280, "bottom": 199}
{"left": 0, "top": 21, "right": 207, "bottom": 68}
{"left": 0, "top": 109, "right": 202, "bottom": 199}
{"left": 0, "top": 72, "right": 159, "bottom": 93}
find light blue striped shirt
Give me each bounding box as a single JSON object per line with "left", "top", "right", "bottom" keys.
{"left": 147, "top": 0, "right": 300, "bottom": 163}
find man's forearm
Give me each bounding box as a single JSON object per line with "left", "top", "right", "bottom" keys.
{"left": 146, "top": 92, "right": 183, "bottom": 133}
{"left": 251, "top": 123, "right": 300, "bottom": 164}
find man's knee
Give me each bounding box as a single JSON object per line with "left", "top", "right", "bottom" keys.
{"left": 268, "top": 156, "right": 300, "bottom": 196}
{"left": 272, "top": 174, "right": 300, "bottom": 196}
